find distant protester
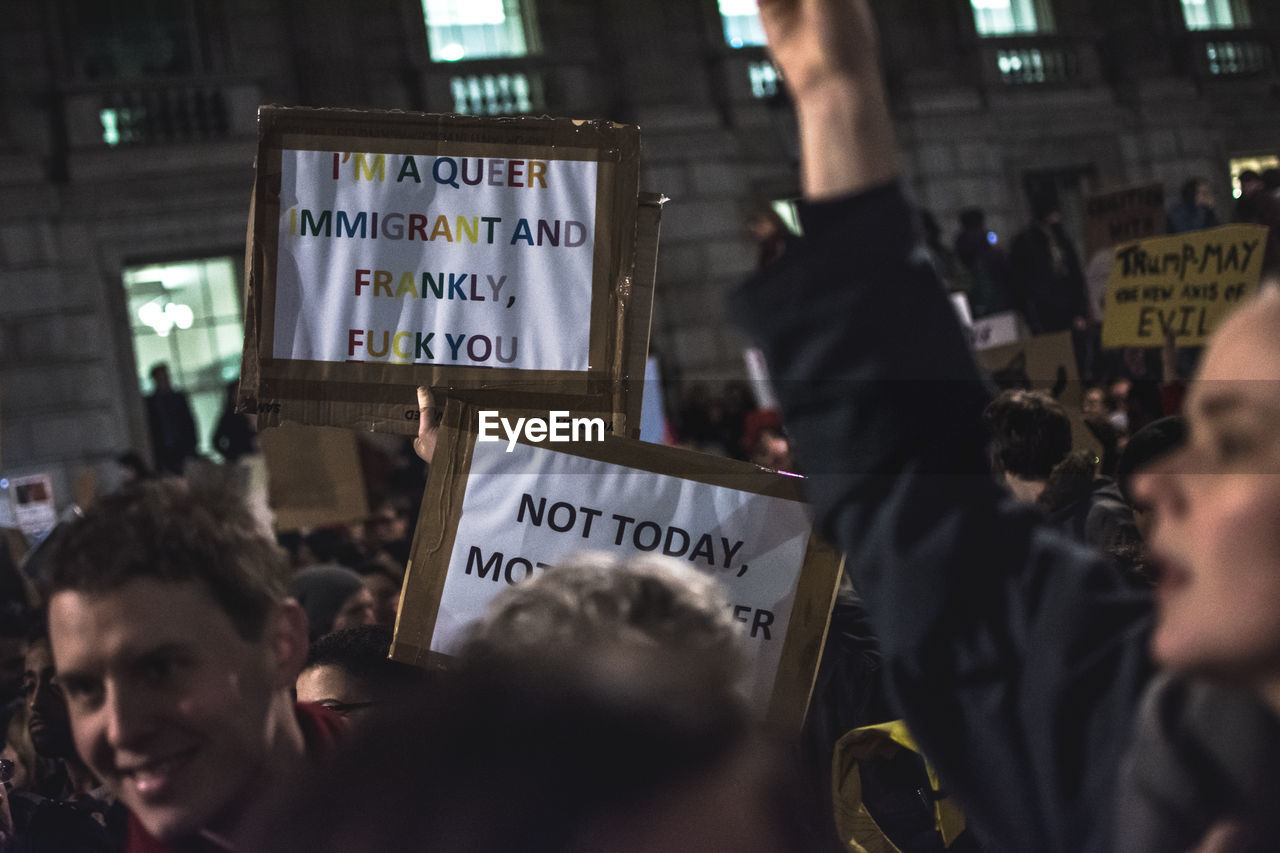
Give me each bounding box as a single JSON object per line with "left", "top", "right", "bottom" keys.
{"left": 354, "top": 560, "right": 404, "bottom": 628}
{"left": 296, "top": 625, "right": 432, "bottom": 726}
{"left": 1166, "top": 176, "right": 1219, "bottom": 234}
{"left": 212, "top": 379, "right": 257, "bottom": 463}
{"left": 953, "top": 207, "right": 1013, "bottom": 318}
{"left": 983, "top": 389, "right": 1073, "bottom": 503}
{"left": 143, "top": 363, "right": 199, "bottom": 476}
{"left": 290, "top": 564, "right": 376, "bottom": 643}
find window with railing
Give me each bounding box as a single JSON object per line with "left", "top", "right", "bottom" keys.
{"left": 1202, "top": 39, "right": 1269, "bottom": 75}
{"left": 1179, "top": 1, "right": 1267, "bottom": 78}
{"left": 719, "top": 0, "right": 767, "bottom": 48}
{"left": 449, "top": 72, "right": 545, "bottom": 115}
{"left": 996, "top": 46, "right": 1076, "bottom": 84}
{"left": 422, "top": 0, "right": 539, "bottom": 62}
{"left": 970, "top": 0, "right": 1054, "bottom": 36}
{"left": 124, "top": 257, "right": 244, "bottom": 457}
{"left": 1180, "top": 0, "right": 1251, "bottom": 31}
{"left": 97, "top": 85, "right": 230, "bottom": 146}
{"left": 60, "top": 1, "right": 243, "bottom": 148}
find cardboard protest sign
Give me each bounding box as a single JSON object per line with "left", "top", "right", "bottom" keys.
{"left": 974, "top": 330, "right": 1102, "bottom": 454}
{"left": 1083, "top": 184, "right": 1164, "bottom": 258}
{"left": 975, "top": 330, "right": 1082, "bottom": 409}
{"left": 1102, "top": 225, "right": 1268, "bottom": 348}
{"left": 241, "top": 107, "right": 654, "bottom": 436}
{"left": 258, "top": 423, "right": 368, "bottom": 532}
{"left": 393, "top": 399, "right": 842, "bottom": 730}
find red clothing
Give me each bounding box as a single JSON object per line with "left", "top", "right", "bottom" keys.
{"left": 124, "top": 703, "right": 344, "bottom": 853}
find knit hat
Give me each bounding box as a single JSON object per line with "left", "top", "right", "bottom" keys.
{"left": 290, "top": 564, "right": 367, "bottom": 643}
{"left": 1115, "top": 415, "right": 1187, "bottom": 503}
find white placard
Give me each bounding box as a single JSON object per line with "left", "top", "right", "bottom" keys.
{"left": 433, "top": 440, "right": 814, "bottom": 709}
{"left": 273, "top": 150, "right": 599, "bottom": 370}
{"left": 971, "top": 310, "right": 1022, "bottom": 351}
{"left": 6, "top": 473, "right": 56, "bottom": 540}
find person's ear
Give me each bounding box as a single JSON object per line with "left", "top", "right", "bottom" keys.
{"left": 266, "top": 599, "right": 310, "bottom": 688}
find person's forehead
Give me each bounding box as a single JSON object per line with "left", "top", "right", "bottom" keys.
{"left": 1198, "top": 299, "right": 1280, "bottom": 384}
{"left": 48, "top": 578, "right": 245, "bottom": 662}
{"left": 296, "top": 664, "right": 362, "bottom": 700}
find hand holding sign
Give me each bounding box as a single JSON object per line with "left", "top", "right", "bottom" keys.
{"left": 756, "top": 0, "right": 898, "bottom": 200}
{"left": 414, "top": 386, "right": 439, "bottom": 464}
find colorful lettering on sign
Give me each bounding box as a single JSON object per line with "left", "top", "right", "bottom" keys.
{"left": 345, "top": 330, "right": 517, "bottom": 365}
{"left": 332, "top": 154, "right": 550, "bottom": 189}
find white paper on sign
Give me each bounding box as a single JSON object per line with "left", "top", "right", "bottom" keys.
{"left": 434, "top": 440, "right": 813, "bottom": 710}
{"left": 971, "top": 310, "right": 1021, "bottom": 350}
{"left": 273, "top": 151, "right": 598, "bottom": 371}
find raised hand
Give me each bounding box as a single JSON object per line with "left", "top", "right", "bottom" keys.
{"left": 413, "top": 386, "right": 439, "bottom": 463}
{"left": 757, "top": 0, "right": 899, "bottom": 199}
{"left": 756, "top": 0, "right": 882, "bottom": 100}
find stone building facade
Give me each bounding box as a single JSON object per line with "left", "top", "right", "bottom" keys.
{"left": 0, "top": 0, "right": 1276, "bottom": 511}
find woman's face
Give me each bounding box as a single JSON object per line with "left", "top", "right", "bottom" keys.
{"left": 1134, "top": 293, "right": 1280, "bottom": 688}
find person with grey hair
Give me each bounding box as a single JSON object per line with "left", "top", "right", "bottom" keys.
{"left": 459, "top": 551, "right": 747, "bottom": 681}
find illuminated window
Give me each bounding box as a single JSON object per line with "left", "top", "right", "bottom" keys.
{"left": 450, "top": 73, "right": 544, "bottom": 115}
{"left": 100, "top": 109, "right": 122, "bottom": 145}
{"left": 748, "top": 60, "right": 779, "bottom": 98}
{"left": 970, "top": 0, "right": 1053, "bottom": 36}
{"left": 422, "top": 0, "right": 538, "bottom": 62}
{"left": 719, "top": 0, "right": 767, "bottom": 48}
{"left": 1180, "top": 0, "right": 1250, "bottom": 30}
{"left": 124, "top": 257, "right": 243, "bottom": 455}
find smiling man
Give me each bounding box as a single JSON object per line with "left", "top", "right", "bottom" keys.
{"left": 44, "top": 479, "right": 344, "bottom": 853}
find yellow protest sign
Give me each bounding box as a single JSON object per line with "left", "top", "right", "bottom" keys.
{"left": 1102, "top": 224, "right": 1269, "bottom": 348}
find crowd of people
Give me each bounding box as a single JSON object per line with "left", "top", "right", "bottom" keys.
{"left": 3, "top": 1, "right": 1280, "bottom": 851}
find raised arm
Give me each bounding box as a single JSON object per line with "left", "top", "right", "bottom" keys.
{"left": 756, "top": 0, "right": 898, "bottom": 199}
{"left": 734, "top": 4, "right": 1154, "bottom": 851}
